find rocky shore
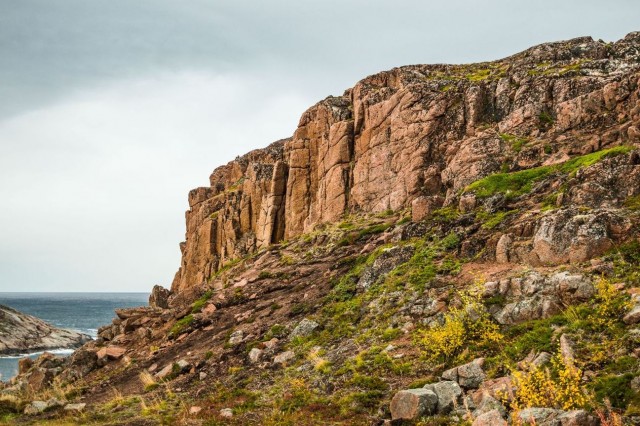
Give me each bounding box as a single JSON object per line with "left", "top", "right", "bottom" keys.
{"left": 0, "top": 305, "right": 91, "bottom": 357}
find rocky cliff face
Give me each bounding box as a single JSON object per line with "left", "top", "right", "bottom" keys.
{"left": 5, "top": 32, "right": 640, "bottom": 425}
{"left": 0, "top": 305, "right": 90, "bottom": 357}
{"left": 172, "top": 32, "right": 640, "bottom": 294}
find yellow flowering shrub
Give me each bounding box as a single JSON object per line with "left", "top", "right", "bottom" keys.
{"left": 589, "top": 277, "right": 632, "bottom": 330}
{"left": 420, "top": 285, "right": 503, "bottom": 363}
{"left": 511, "top": 355, "right": 588, "bottom": 411}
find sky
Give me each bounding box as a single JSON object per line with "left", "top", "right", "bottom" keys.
{"left": 0, "top": 1, "right": 638, "bottom": 293}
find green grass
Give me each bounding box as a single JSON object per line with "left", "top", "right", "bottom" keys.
{"left": 592, "top": 374, "right": 636, "bottom": 409}
{"left": 502, "top": 315, "right": 568, "bottom": 360}
{"left": 337, "top": 222, "right": 392, "bottom": 247}
{"left": 430, "top": 207, "right": 460, "bottom": 223}
{"left": 464, "top": 146, "right": 633, "bottom": 199}
{"left": 191, "top": 290, "right": 213, "bottom": 313}
{"left": 499, "top": 133, "right": 528, "bottom": 153}
{"left": 169, "top": 314, "right": 194, "bottom": 337}
{"left": 476, "top": 209, "right": 517, "bottom": 230}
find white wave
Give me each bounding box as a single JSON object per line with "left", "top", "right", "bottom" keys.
{"left": 0, "top": 348, "right": 75, "bottom": 359}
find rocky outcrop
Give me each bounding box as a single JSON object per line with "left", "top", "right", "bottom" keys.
{"left": 0, "top": 305, "right": 90, "bottom": 356}
{"left": 171, "top": 32, "right": 640, "bottom": 293}
{"left": 484, "top": 271, "right": 595, "bottom": 324}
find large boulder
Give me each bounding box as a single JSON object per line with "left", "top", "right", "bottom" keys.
{"left": 149, "top": 285, "right": 171, "bottom": 309}
{"left": 390, "top": 388, "right": 438, "bottom": 421}
{"left": 530, "top": 208, "right": 630, "bottom": 265}
{"left": 424, "top": 380, "right": 463, "bottom": 414}
{"left": 442, "top": 358, "right": 486, "bottom": 389}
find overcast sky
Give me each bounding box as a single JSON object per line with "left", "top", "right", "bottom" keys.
{"left": 0, "top": 1, "right": 638, "bottom": 293}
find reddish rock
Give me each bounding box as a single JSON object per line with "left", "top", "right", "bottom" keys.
{"left": 149, "top": 285, "right": 171, "bottom": 309}
{"left": 390, "top": 388, "right": 438, "bottom": 421}
{"left": 96, "top": 346, "right": 126, "bottom": 360}
{"left": 473, "top": 410, "right": 507, "bottom": 426}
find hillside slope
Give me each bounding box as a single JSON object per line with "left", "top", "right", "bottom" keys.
{"left": 3, "top": 32, "right": 640, "bottom": 425}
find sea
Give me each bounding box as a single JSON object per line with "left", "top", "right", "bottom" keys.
{"left": 0, "top": 292, "right": 149, "bottom": 382}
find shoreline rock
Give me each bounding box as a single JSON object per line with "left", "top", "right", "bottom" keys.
{"left": 0, "top": 304, "right": 91, "bottom": 357}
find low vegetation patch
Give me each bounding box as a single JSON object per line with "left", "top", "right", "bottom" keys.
{"left": 464, "top": 146, "right": 632, "bottom": 199}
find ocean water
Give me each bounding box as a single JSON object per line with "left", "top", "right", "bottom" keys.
{"left": 0, "top": 292, "right": 149, "bottom": 382}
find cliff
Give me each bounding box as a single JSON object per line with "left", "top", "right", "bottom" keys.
{"left": 0, "top": 305, "right": 90, "bottom": 357}
{"left": 171, "top": 32, "right": 640, "bottom": 295}
{"left": 4, "top": 32, "right": 640, "bottom": 425}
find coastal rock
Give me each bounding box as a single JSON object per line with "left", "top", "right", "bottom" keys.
{"left": 0, "top": 305, "right": 91, "bottom": 356}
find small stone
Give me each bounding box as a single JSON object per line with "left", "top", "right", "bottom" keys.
{"left": 202, "top": 303, "right": 217, "bottom": 315}
{"left": 401, "top": 321, "right": 415, "bottom": 333}
{"left": 155, "top": 359, "right": 190, "bottom": 380}
{"left": 263, "top": 338, "right": 279, "bottom": 350}
{"left": 248, "top": 348, "right": 263, "bottom": 363}
{"left": 289, "top": 318, "right": 319, "bottom": 339}
{"left": 220, "top": 408, "right": 233, "bottom": 418}
{"left": 228, "top": 330, "right": 244, "bottom": 345}
{"left": 516, "top": 408, "right": 562, "bottom": 425}
{"left": 473, "top": 395, "right": 506, "bottom": 418}
{"left": 64, "top": 403, "right": 86, "bottom": 412}
{"left": 273, "top": 351, "right": 295, "bottom": 365}
{"left": 482, "top": 282, "right": 499, "bottom": 298}
{"left": 189, "top": 406, "right": 202, "bottom": 415}
{"left": 390, "top": 388, "right": 438, "bottom": 420}
{"left": 532, "top": 352, "right": 552, "bottom": 369}
{"left": 496, "top": 234, "right": 513, "bottom": 263}
{"left": 559, "top": 334, "right": 575, "bottom": 362}
{"left": 557, "top": 409, "right": 600, "bottom": 426}
{"left": 199, "top": 372, "right": 208, "bottom": 380}
{"left": 24, "top": 401, "right": 48, "bottom": 415}
{"left": 624, "top": 305, "right": 640, "bottom": 325}
{"left": 96, "top": 346, "right": 126, "bottom": 361}
{"left": 459, "top": 194, "right": 477, "bottom": 213}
